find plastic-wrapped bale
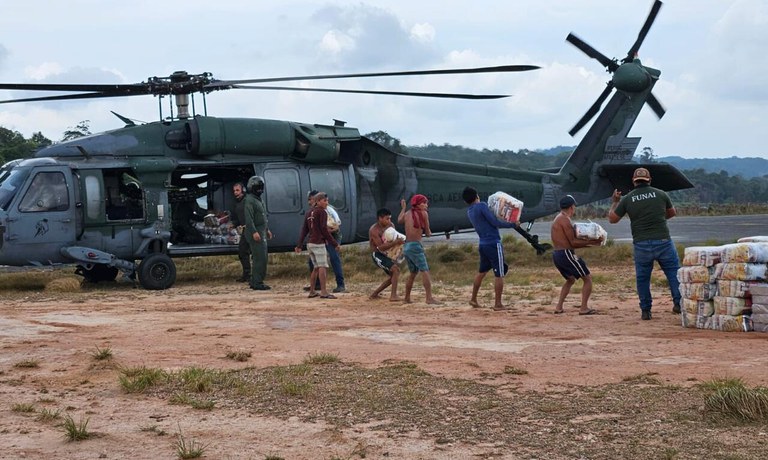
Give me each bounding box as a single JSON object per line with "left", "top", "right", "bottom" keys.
{"left": 683, "top": 298, "right": 714, "bottom": 316}
{"left": 751, "top": 313, "right": 768, "bottom": 332}
{"left": 713, "top": 296, "right": 752, "bottom": 316}
{"left": 716, "top": 280, "right": 763, "bottom": 298}
{"left": 753, "top": 295, "right": 768, "bottom": 305}
{"left": 682, "top": 298, "right": 713, "bottom": 329}
{"left": 681, "top": 310, "right": 698, "bottom": 328}
{"left": 488, "top": 192, "right": 524, "bottom": 223}
{"left": 677, "top": 266, "right": 716, "bottom": 284}
{"left": 738, "top": 236, "right": 768, "bottom": 243}
{"left": 327, "top": 205, "right": 341, "bottom": 232}
{"left": 709, "top": 314, "right": 753, "bottom": 332}
{"left": 382, "top": 226, "right": 406, "bottom": 264}
{"left": 679, "top": 282, "right": 718, "bottom": 301}
{"left": 682, "top": 246, "right": 722, "bottom": 267}
{"left": 750, "top": 283, "right": 768, "bottom": 296}
{"left": 573, "top": 222, "right": 607, "bottom": 245}
{"left": 720, "top": 242, "right": 768, "bottom": 263}
{"left": 714, "top": 263, "right": 768, "bottom": 281}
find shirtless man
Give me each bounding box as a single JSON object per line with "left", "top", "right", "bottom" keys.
{"left": 550, "top": 195, "right": 603, "bottom": 315}
{"left": 368, "top": 208, "right": 404, "bottom": 301}
{"left": 398, "top": 194, "right": 441, "bottom": 305}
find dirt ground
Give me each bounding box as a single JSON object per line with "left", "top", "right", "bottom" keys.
{"left": 2, "top": 268, "right": 768, "bottom": 460}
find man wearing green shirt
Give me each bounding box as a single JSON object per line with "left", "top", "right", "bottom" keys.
{"left": 608, "top": 167, "right": 681, "bottom": 320}
{"left": 244, "top": 175, "right": 272, "bottom": 291}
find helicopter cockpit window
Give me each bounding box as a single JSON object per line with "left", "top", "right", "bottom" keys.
{"left": 264, "top": 168, "right": 300, "bottom": 212}
{"left": 104, "top": 169, "right": 144, "bottom": 220}
{"left": 0, "top": 167, "right": 31, "bottom": 211}
{"left": 18, "top": 171, "right": 69, "bottom": 213}
{"left": 309, "top": 168, "right": 346, "bottom": 209}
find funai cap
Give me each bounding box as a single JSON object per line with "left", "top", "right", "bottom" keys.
{"left": 559, "top": 195, "right": 576, "bottom": 209}
{"left": 632, "top": 167, "right": 651, "bottom": 182}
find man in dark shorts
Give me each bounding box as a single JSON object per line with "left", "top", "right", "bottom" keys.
{"left": 462, "top": 186, "right": 518, "bottom": 311}
{"left": 550, "top": 195, "right": 603, "bottom": 315}
{"left": 368, "top": 208, "right": 404, "bottom": 301}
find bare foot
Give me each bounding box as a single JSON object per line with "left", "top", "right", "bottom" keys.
{"left": 469, "top": 300, "right": 482, "bottom": 308}
{"left": 389, "top": 296, "right": 402, "bottom": 302}
{"left": 426, "top": 299, "right": 443, "bottom": 305}
{"left": 368, "top": 293, "right": 382, "bottom": 300}
{"left": 554, "top": 308, "right": 564, "bottom": 314}
{"left": 403, "top": 299, "right": 413, "bottom": 304}
{"left": 492, "top": 304, "right": 512, "bottom": 311}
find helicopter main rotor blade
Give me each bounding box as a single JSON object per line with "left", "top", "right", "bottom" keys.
{"left": 566, "top": 33, "right": 618, "bottom": 72}
{"left": 231, "top": 85, "right": 510, "bottom": 100}
{"left": 646, "top": 92, "right": 666, "bottom": 119}
{"left": 209, "top": 64, "right": 539, "bottom": 88}
{"left": 0, "top": 82, "right": 149, "bottom": 93}
{"left": 0, "top": 91, "right": 144, "bottom": 105}
{"left": 627, "top": 0, "right": 663, "bottom": 61}
{"left": 569, "top": 82, "right": 614, "bottom": 136}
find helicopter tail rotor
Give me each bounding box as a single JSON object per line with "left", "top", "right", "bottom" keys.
{"left": 567, "top": 0, "right": 665, "bottom": 136}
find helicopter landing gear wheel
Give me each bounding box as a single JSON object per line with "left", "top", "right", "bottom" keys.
{"left": 76, "top": 264, "right": 119, "bottom": 283}
{"left": 137, "top": 253, "right": 177, "bottom": 290}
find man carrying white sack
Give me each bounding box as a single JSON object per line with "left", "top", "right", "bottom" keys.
{"left": 462, "top": 186, "right": 519, "bottom": 311}
{"left": 551, "top": 195, "right": 603, "bottom": 315}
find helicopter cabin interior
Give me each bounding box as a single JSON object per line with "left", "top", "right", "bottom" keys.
{"left": 163, "top": 162, "right": 353, "bottom": 255}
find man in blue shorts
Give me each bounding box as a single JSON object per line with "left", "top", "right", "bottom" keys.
{"left": 551, "top": 195, "right": 603, "bottom": 315}
{"left": 462, "top": 186, "right": 519, "bottom": 311}
{"left": 398, "top": 194, "right": 441, "bottom": 305}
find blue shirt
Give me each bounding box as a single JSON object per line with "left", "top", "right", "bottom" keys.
{"left": 467, "top": 201, "right": 517, "bottom": 245}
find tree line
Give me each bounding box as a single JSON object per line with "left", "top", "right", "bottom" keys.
{"left": 366, "top": 131, "right": 768, "bottom": 207}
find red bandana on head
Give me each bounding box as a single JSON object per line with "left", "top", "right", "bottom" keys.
{"left": 410, "top": 194, "right": 428, "bottom": 229}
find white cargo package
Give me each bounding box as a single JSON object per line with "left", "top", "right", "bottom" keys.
{"left": 714, "top": 263, "right": 768, "bottom": 281}
{"left": 738, "top": 236, "right": 768, "bottom": 243}
{"left": 382, "top": 226, "right": 406, "bottom": 264}
{"left": 720, "top": 242, "right": 768, "bottom": 263}
{"left": 573, "top": 221, "right": 607, "bottom": 245}
{"left": 679, "top": 282, "right": 718, "bottom": 301}
{"left": 677, "top": 266, "right": 716, "bottom": 284}
{"left": 682, "top": 246, "right": 722, "bottom": 267}
{"left": 488, "top": 192, "right": 523, "bottom": 223}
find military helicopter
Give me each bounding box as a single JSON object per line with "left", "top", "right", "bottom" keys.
{"left": 0, "top": 0, "right": 690, "bottom": 290}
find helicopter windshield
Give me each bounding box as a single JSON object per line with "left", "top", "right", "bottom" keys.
{"left": 0, "top": 166, "right": 32, "bottom": 211}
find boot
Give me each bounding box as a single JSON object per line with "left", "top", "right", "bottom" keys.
{"left": 236, "top": 272, "right": 250, "bottom": 282}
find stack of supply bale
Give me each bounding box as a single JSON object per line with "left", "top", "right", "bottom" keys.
{"left": 679, "top": 246, "right": 721, "bottom": 329}
{"left": 737, "top": 236, "right": 768, "bottom": 332}
{"left": 678, "top": 239, "right": 768, "bottom": 332}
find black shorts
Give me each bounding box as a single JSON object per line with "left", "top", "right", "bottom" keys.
{"left": 553, "top": 249, "right": 590, "bottom": 280}
{"left": 372, "top": 251, "right": 396, "bottom": 275}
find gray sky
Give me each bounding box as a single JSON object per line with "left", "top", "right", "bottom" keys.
{"left": 0, "top": 0, "right": 765, "bottom": 158}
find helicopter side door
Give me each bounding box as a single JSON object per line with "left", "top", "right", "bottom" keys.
{"left": 5, "top": 166, "right": 77, "bottom": 265}
{"left": 260, "top": 164, "right": 355, "bottom": 251}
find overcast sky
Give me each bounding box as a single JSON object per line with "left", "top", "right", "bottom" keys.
{"left": 0, "top": 0, "right": 765, "bottom": 159}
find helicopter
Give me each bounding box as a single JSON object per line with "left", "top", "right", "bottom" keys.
{"left": 0, "top": 0, "right": 690, "bottom": 290}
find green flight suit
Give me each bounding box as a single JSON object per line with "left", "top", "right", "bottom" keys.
{"left": 244, "top": 193, "right": 269, "bottom": 287}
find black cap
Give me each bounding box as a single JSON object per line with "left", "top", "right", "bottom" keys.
{"left": 559, "top": 195, "right": 576, "bottom": 209}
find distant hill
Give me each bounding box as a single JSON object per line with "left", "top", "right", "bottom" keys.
{"left": 660, "top": 156, "right": 768, "bottom": 179}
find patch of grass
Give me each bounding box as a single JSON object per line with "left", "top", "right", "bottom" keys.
{"left": 140, "top": 424, "right": 167, "bottom": 436}
{"left": 175, "top": 425, "right": 207, "bottom": 459}
{"left": 703, "top": 379, "right": 768, "bottom": 423}
{"left": 37, "top": 407, "right": 62, "bottom": 422}
{"left": 169, "top": 392, "right": 215, "bottom": 410}
{"left": 92, "top": 346, "right": 113, "bottom": 361}
{"left": 62, "top": 414, "right": 90, "bottom": 442}
{"left": 503, "top": 366, "right": 528, "bottom": 376}
{"left": 13, "top": 359, "right": 39, "bottom": 369}
{"left": 175, "top": 367, "right": 223, "bottom": 393}
{"left": 11, "top": 403, "right": 36, "bottom": 413}
{"left": 119, "top": 366, "right": 167, "bottom": 393}
{"left": 225, "top": 350, "right": 252, "bottom": 362}
{"left": 303, "top": 352, "right": 340, "bottom": 365}
{"left": 622, "top": 372, "right": 662, "bottom": 385}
